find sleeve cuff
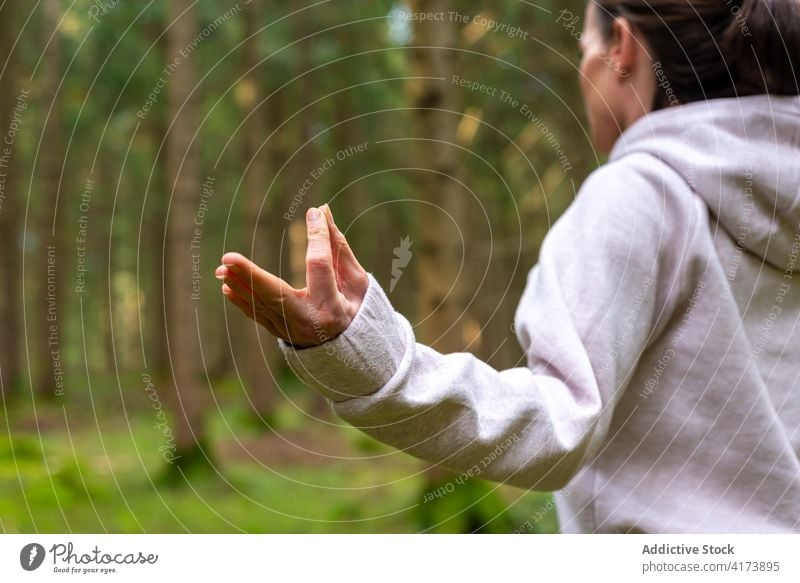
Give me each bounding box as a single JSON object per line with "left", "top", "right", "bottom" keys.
{"left": 277, "top": 272, "right": 408, "bottom": 402}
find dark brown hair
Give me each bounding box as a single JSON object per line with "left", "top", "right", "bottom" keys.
{"left": 593, "top": 0, "right": 800, "bottom": 109}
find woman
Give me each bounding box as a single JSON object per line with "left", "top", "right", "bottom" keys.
{"left": 215, "top": 0, "right": 800, "bottom": 533}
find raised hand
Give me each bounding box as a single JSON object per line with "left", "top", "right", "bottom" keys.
{"left": 215, "top": 204, "right": 369, "bottom": 348}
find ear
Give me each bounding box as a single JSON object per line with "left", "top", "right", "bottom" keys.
{"left": 609, "top": 16, "right": 638, "bottom": 79}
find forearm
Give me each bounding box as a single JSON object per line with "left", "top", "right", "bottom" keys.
{"left": 279, "top": 273, "right": 604, "bottom": 491}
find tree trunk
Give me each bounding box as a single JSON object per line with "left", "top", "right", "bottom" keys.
{"left": 289, "top": 9, "right": 329, "bottom": 418}
{"left": 142, "top": 25, "right": 170, "bottom": 378}
{"left": 330, "top": 31, "right": 374, "bottom": 273}
{"left": 407, "top": 0, "right": 500, "bottom": 533}
{"left": 163, "top": 0, "right": 210, "bottom": 479}
{"left": 235, "top": 0, "right": 281, "bottom": 427}
{"left": 33, "top": 0, "right": 66, "bottom": 400}
{"left": 0, "top": 1, "right": 22, "bottom": 398}
{"left": 407, "top": 0, "right": 468, "bottom": 353}
{"left": 148, "top": 113, "right": 171, "bottom": 376}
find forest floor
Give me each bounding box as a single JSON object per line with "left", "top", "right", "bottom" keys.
{"left": 0, "top": 375, "right": 557, "bottom": 533}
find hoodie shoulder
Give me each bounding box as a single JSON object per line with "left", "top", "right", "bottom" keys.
{"left": 579, "top": 152, "right": 698, "bottom": 215}
{"left": 543, "top": 152, "right": 707, "bottom": 330}
{"left": 576, "top": 151, "right": 705, "bottom": 266}
{"left": 545, "top": 152, "right": 703, "bottom": 273}
{"left": 553, "top": 152, "right": 702, "bottom": 253}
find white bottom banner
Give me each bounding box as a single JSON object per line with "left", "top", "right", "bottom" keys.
{"left": 1, "top": 534, "right": 797, "bottom": 582}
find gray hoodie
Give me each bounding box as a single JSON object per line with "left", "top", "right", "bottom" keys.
{"left": 278, "top": 94, "right": 800, "bottom": 533}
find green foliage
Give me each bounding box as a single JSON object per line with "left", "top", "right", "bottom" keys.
{"left": 0, "top": 393, "right": 558, "bottom": 533}
{"left": 1, "top": 0, "right": 596, "bottom": 534}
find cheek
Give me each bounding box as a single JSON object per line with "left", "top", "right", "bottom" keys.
{"left": 579, "top": 53, "right": 619, "bottom": 151}
{"left": 579, "top": 56, "right": 590, "bottom": 96}
{"left": 579, "top": 54, "right": 604, "bottom": 109}
{"left": 583, "top": 53, "right": 621, "bottom": 111}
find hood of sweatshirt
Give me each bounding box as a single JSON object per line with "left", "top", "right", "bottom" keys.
{"left": 608, "top": 94, "right": 800, "bottom": 273}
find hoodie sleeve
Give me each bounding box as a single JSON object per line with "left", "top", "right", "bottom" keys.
{"left": 278, "top": 155, "right": 691, "bottom": 491}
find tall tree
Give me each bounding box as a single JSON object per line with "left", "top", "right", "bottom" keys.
{"left": 92, "top": 25, "right": 119, "bottom": 376}
{"left": 32, "top": 0, "right": 66, "bottom": 399}
{"left": 289, "top": 7, "right": 330, "bottom": 418}
{"left": 406, "top": 0, "right": 514, "bottom": 533}
{"left": 146, "top": 24, "right": 170, "bottom": 378}
{"left": 331, "top": 24, "right": 374, "bottom": 272}
{"left": 407, "top": 0, "right": 469, "bottom": 353}
{"left": 0, "top": 1, "right": 22, "bottom": 398}
{"left": 235, "top": 0, "right": 281, "bottom": 426}
{"left": 164, "top": 0, "right": 209, "bottom": 477}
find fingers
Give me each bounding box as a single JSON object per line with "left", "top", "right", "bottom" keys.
{"left": 305, "top": 206, "right": 338, "bottom": 302}
{"left": 217, "top": 265, "right": 258, "bottom": 304}
{"left": 219, "top": 252, "right": 296, "bottom": 306}
{"left": 222, "top": 284, "right": 272, "bottom": 327}
{"left": 321, "top": 204, "right": 368, "bottom": 299}
{"left": 222, "top": 284, "right": 286, "bottom": 339}
{"left": 332, "top": 217, "right": 364, "bottom": 272}
{"left": 218, "top": 207, "right": 357, "bottom": 344}
{"left": 216, "top": 254, "right": 300, "bottom": 330}
{"left": 320, "top": 205, "right": 341, "bottom": 279}
{"left": 217, "top": 244, "right": 340, "bottom": 346}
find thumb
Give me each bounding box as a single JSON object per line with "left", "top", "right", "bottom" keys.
{"left": 305, "top": 206, "right": 338, "bottom": 301}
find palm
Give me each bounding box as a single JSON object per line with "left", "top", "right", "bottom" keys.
{"left": 216, "top": 205, "right": 369, "bottom": 348}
